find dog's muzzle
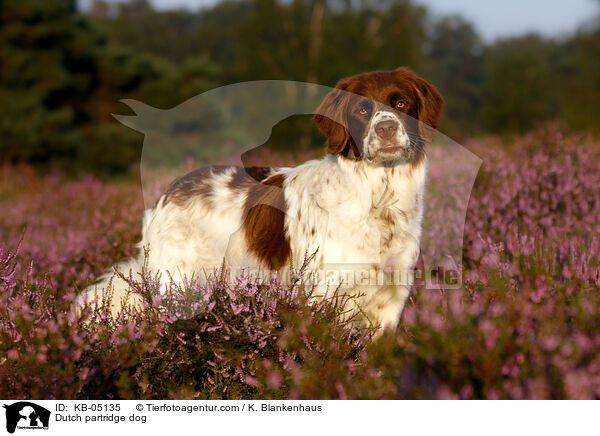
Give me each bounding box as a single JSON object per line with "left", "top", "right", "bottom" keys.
{"left": 364, "top": 111, "right": 411, "bottom": 162}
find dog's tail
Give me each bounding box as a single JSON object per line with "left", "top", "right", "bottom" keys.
{"left": 74, "top": 207, "right": 161, "bottom": 318}
{"left": 75, "top": 256, "right": 146, "bottom": 318}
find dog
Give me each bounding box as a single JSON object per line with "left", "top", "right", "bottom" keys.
{"left": 79, "top": 67, "right": 443, "bottom": 331}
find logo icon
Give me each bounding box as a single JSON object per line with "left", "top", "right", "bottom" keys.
{"left": 3, "top": 402, "right": 50, "bottom": 434}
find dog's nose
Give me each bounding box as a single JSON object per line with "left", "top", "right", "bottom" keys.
{"left": 375, "top": 120, "right": 398, "bottom": 140}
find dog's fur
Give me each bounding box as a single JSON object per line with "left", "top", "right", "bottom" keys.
{"left": 79, "top": 68, "right": 443, "bottom": 331}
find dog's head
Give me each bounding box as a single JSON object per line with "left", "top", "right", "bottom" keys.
{"left": 314, "top": 68, "right": 443, "bottom": 165}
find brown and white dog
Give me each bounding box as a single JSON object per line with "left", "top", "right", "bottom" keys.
{"left": 79, "top": 68, "right": 443, "bottom": 331}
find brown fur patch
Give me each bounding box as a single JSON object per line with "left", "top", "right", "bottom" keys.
{"left": 162, "top": 165, "right": 229, "bottom": 206}
{"left": 242, "top": 173, "right": 291, "bottom": 269}
{"left": 162, "top": 166, "right": 274, "bottom": 207}
{"left": 313, "top": 87, "right": 352, "bottom": 156}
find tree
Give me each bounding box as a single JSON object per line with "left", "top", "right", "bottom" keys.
{"left": 480, "top": 35, "right": 558, "bottom": 134}
{"left": 557, "top": 27, "right": 600, "bottom": 133}
{"left": 427, "top": 15, "right": 484, "bottom": 136}
{"left": 0, "top": 0, "right": 218, "bottom": 173}
{"left": 0, "top": 0, "right": 92, "bottom": 162}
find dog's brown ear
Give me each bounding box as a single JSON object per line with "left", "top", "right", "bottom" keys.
{"left": 396, "top": 67, "right": 444, "bottom": 143}
{"left": 313, "top": 83, "right": 351, "bottom": 156}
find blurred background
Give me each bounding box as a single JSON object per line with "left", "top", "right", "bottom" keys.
{"left": 1, "top": 0, "right": 599, "bottom": 175}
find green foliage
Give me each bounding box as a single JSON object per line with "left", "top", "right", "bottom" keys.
{"left": 0, "top": 0, "right": 218, "bottom": 175}
{"left": 427, "top": 16, "right": 483, "bottom": 136}
{"left": 2, "top": 0, "right": 600, "bottom": 173}
{"left": 481, "top": 35, "right": 559, "bottom": 134}
{"left": 0, "top": 0, "right": 93, "bottom": 162}
{"left": 558, "top": 29, "right": 600, "bottom": 133}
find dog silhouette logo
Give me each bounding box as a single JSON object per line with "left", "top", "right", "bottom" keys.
{"left": 118, "top": 81, "right": 481, "bottom": 292}
{"left": 2, "top": 402, "right": 50, "bottom": 433}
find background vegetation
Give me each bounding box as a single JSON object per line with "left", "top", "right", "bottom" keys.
{"left": 1, "top": 0, "right": 600, "bottom": 173}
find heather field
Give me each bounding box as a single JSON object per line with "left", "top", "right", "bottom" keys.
{"left": 1, "top": 126, "right": 600, "bottom": 399}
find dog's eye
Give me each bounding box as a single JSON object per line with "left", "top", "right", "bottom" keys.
{"left": 358, "top": 106, "right": 369, "bottom": 115}
{"left": 395, "top": 100, "right": 406, "bottom": 110}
